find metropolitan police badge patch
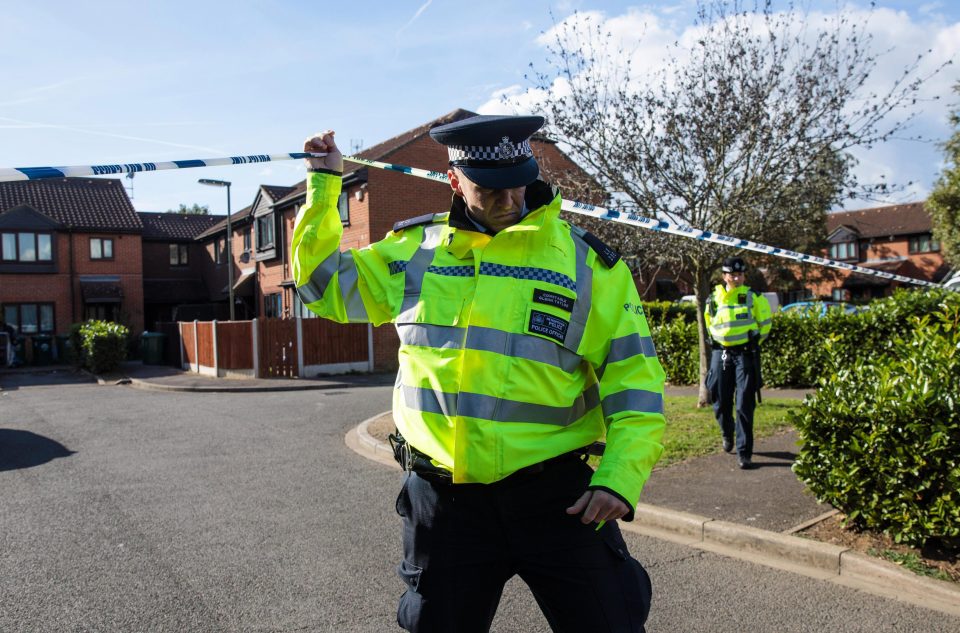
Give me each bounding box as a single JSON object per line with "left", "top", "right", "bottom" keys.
{"left": 528, "top": 310, "right": 569, "bottom": 344}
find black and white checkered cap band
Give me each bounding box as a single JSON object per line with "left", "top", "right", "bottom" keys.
{"left": 448, "top": 138, "right": 533, "bottom": 165}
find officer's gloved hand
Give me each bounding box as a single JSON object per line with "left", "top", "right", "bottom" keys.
{"left": 303, "top": 130, "right": 343, "bottom": 173}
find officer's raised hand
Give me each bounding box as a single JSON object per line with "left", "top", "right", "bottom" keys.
{"left": 303, "top": 130, "right": 343, "bottom": 173}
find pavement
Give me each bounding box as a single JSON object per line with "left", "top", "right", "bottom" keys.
{"left": 94, "top": 360, "right": 394, "bottom": 392}
{"left": 4, "top": 362, "right": 959, "bottom": 617}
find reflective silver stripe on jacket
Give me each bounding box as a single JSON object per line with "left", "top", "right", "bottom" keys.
{"left": 396, "top": 323, "right": 466, "bottom": 349}
{"left": 714, "top": 331, "right": 750, "bottom": 344}
{"left": 596, "top": 333, "right": 659, "bottom": 379}
{"left": 711, "top": 316, "right": 756, "bottom": 330}
{"left": 296, "top": 250, "right": 368, "bottom": 321}
{"left": 564, "top": 229, "right": 593, "bottom": 352}
{"left": 296, "top": 249, "right": 340, "bottom": 304}
{"left": 398, "top": 383, "right": 601, "bottom": 426}
{"left": 601, "top": 388, "right": 665, "bottom": 417}
{"left": 397, "top": 224, "right": 446, "bottom": 321}
{"left": 337, "top": 253, "right": 369, "bottom": 322}
{"left": 400, "top": 384, "right": 458, "bottom": 417}
{"left": 395, "top": 323, "right": 583, "bottom": 373}
{"left": 465, "top": 326, "right": 582, "bottom": 373}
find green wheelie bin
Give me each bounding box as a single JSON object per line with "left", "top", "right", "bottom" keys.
{"left": 140, "top": 332, "right": 167, "bottom": 365}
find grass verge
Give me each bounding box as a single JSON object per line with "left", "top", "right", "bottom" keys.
{"left": 581, "top": 395, "right": 801, "bottom": 469}
{"left": 657, "top": 396, "right": 800, "bottom": 467}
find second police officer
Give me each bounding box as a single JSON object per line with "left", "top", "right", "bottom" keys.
{"left": 704, "top": 257, "right": 772, "bottom": 470}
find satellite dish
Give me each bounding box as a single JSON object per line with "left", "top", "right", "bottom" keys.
{"left": 239, "top": 251, "right": 250, "bottom": 263}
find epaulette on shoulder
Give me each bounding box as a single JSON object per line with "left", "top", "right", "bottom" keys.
{"left": 572, "top": 227, "right": 621, "bottom": 268}
{"left": 393, "top": 213, "right": 442, "bottom": 233}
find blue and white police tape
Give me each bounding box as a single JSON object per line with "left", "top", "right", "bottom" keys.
{"left": 0, "top": 153, "right": 318, "bottom": 182}
{"left": 342, "top": 155, "right": 946, "bottom": 290}
{"left": 0, "top": 151, "right": 947, "bottom": 290}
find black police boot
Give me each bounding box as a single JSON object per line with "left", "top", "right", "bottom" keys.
{"left": 738, "top": 455, "right": 753, "bottom": 470}
{"left": 722, "top": 435, "right": 734, "bottom": 453}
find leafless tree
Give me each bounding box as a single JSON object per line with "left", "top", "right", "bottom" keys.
{"left": 525, "top": 0, "right": 946, "bottom": 402}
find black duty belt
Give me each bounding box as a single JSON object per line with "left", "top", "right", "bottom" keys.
{"left": 712, "top": 343, "right": 752, "bottom": 354}
{"left": 390, "top": 432, "right": 604, "bottom": 486}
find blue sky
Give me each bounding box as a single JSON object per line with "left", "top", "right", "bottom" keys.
{"left": 1, "top": 0, "right": 958, "bottom": 217}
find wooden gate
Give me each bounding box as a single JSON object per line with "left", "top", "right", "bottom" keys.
{"left": 258, "top": 318, "right": 297, "bottom": 378}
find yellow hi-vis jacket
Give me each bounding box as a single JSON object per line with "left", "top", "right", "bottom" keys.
{"left": 705, "top": 284, "right": 772, "bottom": 348}
{"left": 292, "top": 170, "right": 666, "bottom": 516}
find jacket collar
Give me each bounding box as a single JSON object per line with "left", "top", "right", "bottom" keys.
{"left": 447, "top": 179, "right": 560, "bottom": 233}
{"left": 444, "top": 180, "right": 561, "bottom": 259}
{"left": 714, "top": 284, "right": 748, "bottom": 301}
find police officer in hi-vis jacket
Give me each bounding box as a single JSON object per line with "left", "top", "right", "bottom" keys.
{"left": 705, "top": 257, "right": 772, "bottom": 470}
{"left": 293, "top": 115, "right": 666, "bottom": 632}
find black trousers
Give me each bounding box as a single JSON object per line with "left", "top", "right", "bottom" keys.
{"left": 394, "top": 456, "right": 652, "bottom": 633}
{"left": 708, "top": 347, "right": 757, "bottom": 458}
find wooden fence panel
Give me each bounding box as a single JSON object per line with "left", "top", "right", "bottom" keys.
{"left": 259, "top": 318, "right": 297, "bottom": 378}
{"left": 217, "top": 321, "right": 253, "bottom": 370}
{"left": 197, "top": 322, "right": 215, "bottom": 368}
{"left": 181, "top": 322, "right": 197, "bottom": 366}
{"left": 301, "top": 318, "right": 369, "bottom": 365}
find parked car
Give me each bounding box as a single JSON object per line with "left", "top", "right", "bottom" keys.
{"left": 780, "top": 301, "right": 861, "bottom": 317}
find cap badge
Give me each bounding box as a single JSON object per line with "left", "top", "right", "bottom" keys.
{"left": 498, "top": 136, "right": 515, "bottom": 159}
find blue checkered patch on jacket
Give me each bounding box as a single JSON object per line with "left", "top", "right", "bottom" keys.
{"left": 479, "top": 263, "right": 575, "bottom": 291}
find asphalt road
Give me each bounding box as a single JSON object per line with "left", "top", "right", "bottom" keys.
{"left": 1, "top": 370, "right": 957, "bottom": 632}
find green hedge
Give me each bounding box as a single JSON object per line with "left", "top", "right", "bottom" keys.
{"left": 790, "top": 302, "right": 960, "bottom": 546}
{"left": 641, "top": 301, "right": 698, "bottom": 326}
{"left": 72, "top": 320, "right": 129, "bottom": 374}
{"left": 650, "top": 288, "right": 957, "bottom": 387}
{"left": 649, "top": 317, "right": 700, "bottom": 385}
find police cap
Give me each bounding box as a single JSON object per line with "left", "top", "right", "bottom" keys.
{"left": 722, "top": 257, "right": 747, "bottom": 273}
{"left": 429, "top": 114, "right": 544, "bottom": 189}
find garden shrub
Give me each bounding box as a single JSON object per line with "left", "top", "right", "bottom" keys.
{"left": 790, "top": 303, "right": 960, "bottom": 546}
{"left": 759, "top": 311, "right": 825, "bottom": 387}
{"left": 641, "top": 301, "right": 698, "bottom": 326}
{"left": 650, "top": 316, "right": 699, "bottom": 385}
{"left": 74, "top": 320, "right": 129, "bottom": 374}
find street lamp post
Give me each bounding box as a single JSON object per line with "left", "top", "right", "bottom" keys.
{"left": 198, "top": 178, "right": 235, "bottom": 320}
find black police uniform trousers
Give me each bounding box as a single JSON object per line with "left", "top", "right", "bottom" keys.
{"left": 709, "top": 346, "right": 757, "bottom": 458}
{"left": 394, "top": 454, "right": 653, "bottom": 633}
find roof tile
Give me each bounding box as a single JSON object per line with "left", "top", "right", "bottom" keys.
{"left": 0, "top": 178, "right": 140, "bottom": 232}
{"left": 826, "top": 202, "right": 931, "bottom": 239}
{"left": 138, "top": 212, "right": 221, "bottom": 241}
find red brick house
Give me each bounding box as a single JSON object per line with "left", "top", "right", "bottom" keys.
{"left": 138, "top": 211, "right": 220, "bottom": 328}
{"left": 0, "top": 178, "right": 145, "bottom": 345}
{"left": 809, "top": 202, "right": 949, "bottom": 301}
{"left": 194, "top": 203, "right": 254, "bottom": 321}
{"left": 190, "top": 184, "right": 298, "bottom": 322}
